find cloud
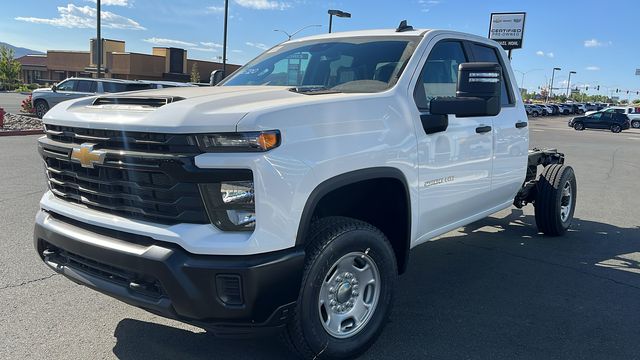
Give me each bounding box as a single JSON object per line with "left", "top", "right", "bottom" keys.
{"left": 584, "top": 38, "right": 611, "bottom": 47}
{"left": 418, "top": 0, "right": 441, "bottom": 12}
{"left": 234, "top": 0, "right": 290, "bottom": 10}
{"left": 536, "top": 50, "right": 554, "bottom": 58}
{"left": 15, "top": 4, "right": 145, "bottom": 30}
{"left": 231, "top": 49, "right": 243, "bottom": 53}
{"left": 586, "top": 66, "right": 600, "bottom": 71}
{"left": 143, "top": 37, "right": 196, "bottom": 47}
{"left": 200, "top": 41, "right": 223, "bottom": 48}
{"left": 85, "top": 0, "right": 130, "bottom": 6}
{"left": 246, "top": 41, "right": 269, "bottom": 50}
{"left": 206, "top": 5, "right": 225, "bottom": 13}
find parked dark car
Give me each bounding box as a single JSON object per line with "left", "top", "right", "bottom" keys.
{"left": 568, "top": 111, "right": 630, "bottom": 133}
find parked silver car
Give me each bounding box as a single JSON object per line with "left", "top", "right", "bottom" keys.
{"left": 31, "top": 78, "right": 153, "bottom": 118}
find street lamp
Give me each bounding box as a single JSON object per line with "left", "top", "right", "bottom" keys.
{"left": 566, "top": 71, "right": 576, "bottom": 98}
{"left": 274, "top": 24, "right": 322, "bottom": 41}
{"left": 328, "top": 9, "right": 351, "bottom": 33}
{"left": 514, "top": 68, "right": 543, "bottom": 92}
{"left": 96, "top": 0, "right": 101, "bottom": 79}
{"left": 547, "top": 67, "right": 561, "bottom": 102}
{"left": 222, "top": 0, "right": 229, "bottom": 78}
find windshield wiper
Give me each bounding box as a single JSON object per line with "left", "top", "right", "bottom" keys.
{"left": 289, "top": 86, "right": 342, "bottom": 95}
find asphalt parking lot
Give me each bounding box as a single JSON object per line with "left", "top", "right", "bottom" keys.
{"left": 1, "top": 116, "right": 639, "bottom": 359}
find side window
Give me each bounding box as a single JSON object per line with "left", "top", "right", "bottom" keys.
{"left": 56, "top": 80, "right": 76, "bottom": 91}
{"left": 590, "top": 112, "right": 602, "bottom": 119}
{"left": 102, "top": 82, "right": 127, "bottom": 93}
{"left": 600, "top": 113, "right": 613, "bottom": 121}
{"left": 413, "top": 41, "right": 468, "bottom": 111}
{"left": 76, "top": 80, "right": 96, "bottom": 93}
{"left": 469, "top": 43, "right": 513, "bottom": 106}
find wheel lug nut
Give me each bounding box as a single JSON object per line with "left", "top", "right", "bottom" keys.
{"left": 329, "top": 287, "right": 335, "bottom": 293}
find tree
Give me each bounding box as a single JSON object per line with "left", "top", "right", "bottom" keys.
{"left": 190, "top": 63, "right": 200, "bottom": 83}
{"left": 0, "top": 46, "right": 21, "bottom": 90}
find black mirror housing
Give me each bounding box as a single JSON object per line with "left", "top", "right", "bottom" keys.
{"left": 431, "top": 62, "right": 502, "bottom": 117}
{"left": 51, "top": 85, "right": 57, "bottom": 92}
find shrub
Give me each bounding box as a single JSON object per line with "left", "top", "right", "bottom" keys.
{"left": 20, "top": 95, "right": 35, "bottom": 114}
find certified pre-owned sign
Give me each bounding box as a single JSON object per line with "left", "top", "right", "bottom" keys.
{"left": 489, "top": 12, "right": 526, "bottom": 51}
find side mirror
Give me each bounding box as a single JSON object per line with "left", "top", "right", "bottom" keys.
{"left": 51, "top": 85, "right": 57, "bottom": 92}
{"left": 430, "top": 62, "right": 502, "bottom": 117}
{"left": 210, "top": 70, "right": 225, "bottom": 86}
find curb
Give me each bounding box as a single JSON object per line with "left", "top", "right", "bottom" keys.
{"left": 0, "top": 129, "right": 44, "bottom": 137}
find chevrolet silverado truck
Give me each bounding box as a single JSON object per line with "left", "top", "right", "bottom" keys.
{"left": 34, "top": 22, "right": 577, "bottom": 359}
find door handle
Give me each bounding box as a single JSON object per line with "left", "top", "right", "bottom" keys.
{"left": 475, "top": 125, "right": 492, "bottom": 134}
{"left": 515, "top": 121, "right": 528, "bottom": 128}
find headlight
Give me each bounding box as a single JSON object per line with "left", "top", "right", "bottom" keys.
{"left": 200, "top": 180, "right": 256, "bottom": 231}
{"left": 195, "top": 130, "right": 280, "bottom": 152}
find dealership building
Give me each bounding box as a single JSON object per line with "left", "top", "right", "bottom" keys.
{"left": 16, "top": 38, "right": 240, "bottom": 84}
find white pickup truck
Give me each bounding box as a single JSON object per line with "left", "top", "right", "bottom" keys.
{"left": 34, "top": 23, "right": 577, "bottom": 359}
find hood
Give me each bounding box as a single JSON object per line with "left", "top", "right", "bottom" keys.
{"left": 42, "top": 86, "right": 345, "bottom": 133}
{"left": 32, "top": 87, "right": 52, "bottom": 94}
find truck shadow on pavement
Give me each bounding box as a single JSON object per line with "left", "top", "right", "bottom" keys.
{"left": 112, "top": 209, "right": 640, "bottom": 359}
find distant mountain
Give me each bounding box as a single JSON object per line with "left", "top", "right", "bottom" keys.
{"left": 0, "top": 42, "right": 44, "bottom": 58}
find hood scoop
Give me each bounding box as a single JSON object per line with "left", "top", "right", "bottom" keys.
{"left": 91, "top": 96, "right": 184, "bottom": 109}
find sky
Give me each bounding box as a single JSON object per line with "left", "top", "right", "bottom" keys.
{"left": 1, "top": 0, "right": 638, "bottom": 100}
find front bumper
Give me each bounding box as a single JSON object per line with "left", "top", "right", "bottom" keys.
{"left": 34, "top": 210, "right": 305, "bottom": 336}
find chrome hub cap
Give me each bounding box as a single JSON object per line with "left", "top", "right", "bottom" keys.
{"left": 318, "top": 252, "right": 380, "bottom": 339}
{"left": 560, "top": 180, "right": 573, "bottom": 222}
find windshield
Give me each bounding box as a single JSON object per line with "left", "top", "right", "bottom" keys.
{"left": 222, "top": 36, "right": 419, "bottom": 93}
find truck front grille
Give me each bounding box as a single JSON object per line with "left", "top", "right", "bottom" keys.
{"left": 39, "top": 127, "right": 210, "bottom": 225}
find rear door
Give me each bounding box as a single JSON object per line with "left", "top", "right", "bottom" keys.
{"left": 70, "top": 80, "right": 97, "bottom": 100}
{"left": 467, "top": 41, "right": 528, "bottom": 207}
{"left": 411, "top": 38, "right": 494, "bottom": 238}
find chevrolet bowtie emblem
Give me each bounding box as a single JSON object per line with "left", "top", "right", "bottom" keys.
{"left": 70, "top": 143, "right": 106, "bottom": 168}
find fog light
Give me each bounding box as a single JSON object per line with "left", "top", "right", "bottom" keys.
{"left": 200, "top": 180, "right": 256, "bottom": 231}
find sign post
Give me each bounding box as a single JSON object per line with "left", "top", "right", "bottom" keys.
{"left": 488, "top": 12, "right": 526, "bottom": 60}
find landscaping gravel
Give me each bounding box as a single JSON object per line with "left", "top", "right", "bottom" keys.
{"left": 1, "top": 113, "right": 43, "bottom": 131}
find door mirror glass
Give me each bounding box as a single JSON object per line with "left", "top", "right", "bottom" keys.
{"left": 430, "top": 62, "right": 502, "bottom": 117}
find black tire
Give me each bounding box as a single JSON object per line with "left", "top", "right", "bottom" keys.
{"left": 534, "top": 164, "right": 577, "bottom": 236}
{"left": 34, "top": 99, "right": 49, "bottom": 119}
{"left": 573, "top": 122, "right": 584, "bottom": 131}
{"left": 611, "top": 124, "right": 622, "bottom": 133}
{"left": 532, "top": 111, "right": 539, "bottom": 117}
{"left": 632, "top": 120, "right": 640, "bottom": 129}
{"left": 284, "top": 217, "right": 397, "bottom": 360}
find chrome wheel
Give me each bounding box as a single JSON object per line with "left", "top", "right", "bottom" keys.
{"left": 632, "top": 121, "right": 640, "bottom": 129}
{"left": 560, "top": 180, "right": 573, "bottom": 222}
{"left": 318, "top": 251, "right": 381, "bottom": 339}
{"left": 35, "top": 101, "right": 48, "bottom": 119}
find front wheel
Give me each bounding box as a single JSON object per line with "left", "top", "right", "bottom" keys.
{"left": 611, "top": 124, "right": 622, "bottom": 133}
{"left": 532, "top": 111, "right": 539, "bottom": 117}
{"left": 284, "top": 217, "right": 397, "bottom": 360}
{"left": 535, "top": 164, "right": 577, "bottom": 236}
{"left": 34, "top": 100, "right": 49, "bottom": 119}
{"left": 632, "top": 120, "right": 640, "bottom": 129}
{"left": 573, "top": 122, "right": 584, "bottom": 131}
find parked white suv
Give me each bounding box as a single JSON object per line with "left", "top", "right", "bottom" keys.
{"left": 34, "top": 24, "right": 577, "bottom": 359}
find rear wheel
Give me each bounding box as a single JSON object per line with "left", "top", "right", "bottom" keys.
{"left": 535, "top": 164, "right": 577, "bottom": 236}
{"left": 34, "top": 100, "right": 49, "bottom": 119}
{"left": 284, "top": 217, "right": 397, "bottom": 360}
{"left": 632, "top": 120, "right": 640, "bottom": 129}
{"left": 573, "top": 122, "right": 584, "bottom": 130}
{"left": 611, "top": 124, "right": 622, "bottom": 133}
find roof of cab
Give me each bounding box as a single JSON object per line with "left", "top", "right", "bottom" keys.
{"left": 287, "top": 28, "right": 432, "bottom": 43}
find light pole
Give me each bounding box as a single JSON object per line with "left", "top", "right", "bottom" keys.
{"left": 222, "top": 0, "right": 229, "bottom": 78}
{"left": 328, "top": 9, "right": 351, "bottom": 33}
{"left": 566, "top": 71, "right": 576, "bottom": 98}
{"left": 96, "top": 0, "right": 101, "bottom": 79}
{"left": 514, "top": 68, "right": 543, "bottom": 93}
{"left": 547, "top": 67, "right": 561, "bottom": 102}
{"left": 274, "top": 24, "right": 322, "bottom": 41}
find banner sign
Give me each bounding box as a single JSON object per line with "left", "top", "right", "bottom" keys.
{"left": 489, "top": 12, "right": 526, "bottom": 50}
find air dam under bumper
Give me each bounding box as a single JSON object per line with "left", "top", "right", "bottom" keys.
{"left": 34, "top": 210, "right": 305, "bottom": 337}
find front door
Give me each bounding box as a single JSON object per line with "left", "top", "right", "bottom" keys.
{"left": 411, "top": 39, "right": 494, "bottom": 240}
